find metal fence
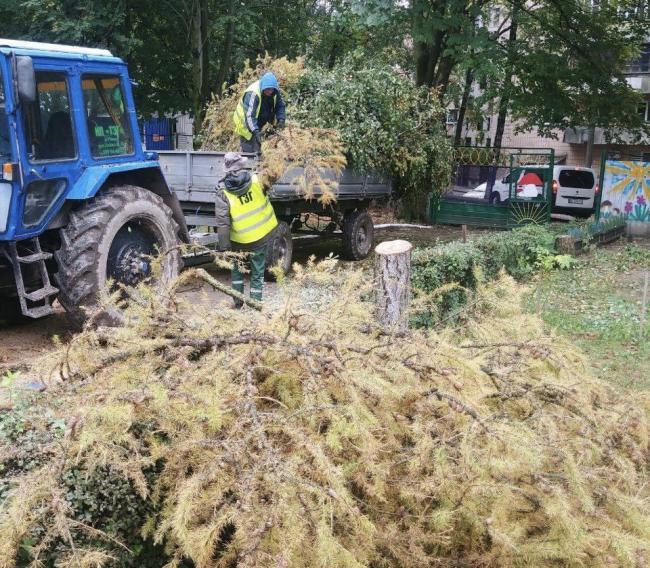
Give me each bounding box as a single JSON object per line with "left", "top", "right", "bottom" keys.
{"left": 431, "top": 147, "right": 555, "bottom": 229}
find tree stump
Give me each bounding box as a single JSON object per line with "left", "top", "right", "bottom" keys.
{"left": 375, "top": 240, "right": 413, "bottom": 331}
{"left": 555, "top": 235, "right": 579, "bottom": 254}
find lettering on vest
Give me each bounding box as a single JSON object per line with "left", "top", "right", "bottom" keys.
{"left": 238, "top": 191, "right": 254, "bottom": 205}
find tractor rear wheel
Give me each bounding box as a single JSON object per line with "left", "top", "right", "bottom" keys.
{"left": 55, "top": 185, "right": 181, "bottom": 326}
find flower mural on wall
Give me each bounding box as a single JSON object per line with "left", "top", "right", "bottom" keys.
{"left": 601, "top": 161, "right": 650, "bottom": 222}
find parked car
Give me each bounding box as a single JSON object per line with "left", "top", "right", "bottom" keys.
{"left": 550, "top": 166, "right": 598, "bottom": 217}
{"left": 465, "top": 166, "right": 549, "bottom": 204}
{"left": 465, "top": 165, "right": 598, "bottom": 217}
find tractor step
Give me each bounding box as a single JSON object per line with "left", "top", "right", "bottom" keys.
{"left": 7, "top": 238, "right": 59, "bottom": 320}
{"left": 17, "top": 251, "right": 53, "bottom": 263}
{"left": 23, "top": 305, "right": 56, "bottom": 319}
{"left": 24, "top": 285, "right": 59, "bottom": 303}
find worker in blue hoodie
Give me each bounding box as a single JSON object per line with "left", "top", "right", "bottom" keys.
{"left": 232, "top": 71, "right": 286, "bottom": 153}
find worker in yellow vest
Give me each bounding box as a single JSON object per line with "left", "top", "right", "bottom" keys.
{"left": 232, "top": 71, "right": 286, "bottom": 153}
{"left": 215, "top": 152, "right": 278, "bottom": 305}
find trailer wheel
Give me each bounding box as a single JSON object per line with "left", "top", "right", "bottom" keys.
{"left": 265, "top": 221, "right": 293, "bottom": 279}
{"left": 55, "top": 185, "right": 181, "bottom": 326}
{"left": 341, "top": 210, "right": 374, "bottom": 260}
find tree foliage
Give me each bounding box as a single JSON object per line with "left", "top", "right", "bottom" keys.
{"left": 202, "top": 53, "right": 452, "bottom": 202}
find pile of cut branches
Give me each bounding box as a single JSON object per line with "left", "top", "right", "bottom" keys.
{"left": 200, "top": 52, "right": 452, "bottom": 207}
{"left": 1, "top": 263, "right": 649, "bottom": 567}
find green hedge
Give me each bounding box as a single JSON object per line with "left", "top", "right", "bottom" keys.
{"left": 0, "top": 397, "right": 169, "bottom": 567}
{"left": 411, "top": 225, "right": 563, "bottom": 326}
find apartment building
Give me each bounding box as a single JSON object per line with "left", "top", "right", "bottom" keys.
{"left": 448, "top": 14, "right": 650, "bottom": 168}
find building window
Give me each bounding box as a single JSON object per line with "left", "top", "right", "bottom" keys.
{"left": 629, "top": 43, "right": 650, "bottom": 74}
{"left": 446, "top": 109, "right": 459, "bottom": 124}
{"left": 639, "top": 101, "right": 650, "bottom": 122}
{"left": 488, "top": 6, "right": 501, "bottom": 26}
{"left": 486, "top": 137, "right": 492, "bottom": 148}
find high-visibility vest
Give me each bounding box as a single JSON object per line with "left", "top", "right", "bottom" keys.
{"left": 224, "top": 175, "right": 278, "bottom": 244}
{"left": 232, "top": 80, "right": 277, "bottom": 140}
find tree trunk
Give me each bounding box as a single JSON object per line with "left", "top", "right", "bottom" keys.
{"left": 493, "top": 14, "right": 518, "bottom": 151}
{"left": 215, "top": 0, "right": 236, "bottom": 96}
{"left": 191, "top": 0, "right": 210, "bottom": 125}
{"left": 375, "top": 240, "right": 413, "bottom": 332}
{"left": 434, "top": 54, "right": 456, "bottom": 100}
{"left": 584, "top": 126, "right": 595, "bottom": 167}
{"left": 454, "top": 67, "right": 474, "bottom": 146}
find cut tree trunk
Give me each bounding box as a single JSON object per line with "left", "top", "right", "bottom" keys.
{"left": 375, "top": 240, "right": 413, "bottom": 332}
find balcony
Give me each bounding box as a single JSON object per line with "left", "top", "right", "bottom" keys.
{"left": 563, "top": 127, "right": 649, "bottom": 145}
{"left": 626, "top": 75, "right": 650, "bottom": 93}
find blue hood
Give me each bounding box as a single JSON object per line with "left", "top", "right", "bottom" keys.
{"left": 259, "top": 72, "right": 279, "bottom": 93}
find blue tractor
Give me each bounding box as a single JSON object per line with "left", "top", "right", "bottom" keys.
{"left": 0, "top": 39, "right": 189, "bottom": 325}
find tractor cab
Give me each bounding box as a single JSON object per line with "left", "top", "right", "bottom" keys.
{"left": 0, "top": 40, "right": 144, "bottom": 243}
{"left": 0, "top": 40, "right": 185, "bottom": 323}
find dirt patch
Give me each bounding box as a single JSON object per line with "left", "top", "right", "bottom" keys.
{"left": 0, "top": 307, "right": 71, "bottom": 371}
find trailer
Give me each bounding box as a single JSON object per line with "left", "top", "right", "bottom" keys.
{"left": 158, "top": 150, "right": 391, "bottom": 272}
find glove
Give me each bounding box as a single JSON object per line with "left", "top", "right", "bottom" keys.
{"left": 217, "top": 226, "right": 231, "bottom": 252}
{"left": 253, "top": 130, "right": 262, "bottom": 146}
{"left": 277, "top": 119, "right": 286, "bottom": 129}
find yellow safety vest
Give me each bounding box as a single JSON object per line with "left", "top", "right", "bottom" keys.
{"left": 232, "top": 80, "right": 277, "bottom": 140}
{"left": 224, "top": 175, "right": 278, "bottom": 244}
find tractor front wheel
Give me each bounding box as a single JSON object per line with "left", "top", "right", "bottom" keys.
{"left": 55, "top": 185, "right": 181, "bottom": 326}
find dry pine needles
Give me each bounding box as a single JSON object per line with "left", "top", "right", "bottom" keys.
{"left": 201, "top": 55, "right": 347, "bottom": 203}
{"left": 0, "top": 263, "right": 649, "bottom": 567}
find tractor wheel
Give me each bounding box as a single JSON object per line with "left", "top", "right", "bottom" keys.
{"left": 265, "top": 221, "right": 293, "bottom": 280}
{"left": 55, "top": 185, "right": 181, "bottom": 326}
{"left": 341, "top": 209, "right": 374, "bottom": 260}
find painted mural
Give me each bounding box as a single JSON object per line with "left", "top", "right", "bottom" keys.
{"left": 600, "top": 160, "right": 650, "bottom": 222}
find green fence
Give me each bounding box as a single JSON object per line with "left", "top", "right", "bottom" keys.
{"left": 430, "top": 147, "right": 555, "bottom": 229}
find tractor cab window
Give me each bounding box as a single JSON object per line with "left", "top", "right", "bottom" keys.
{"left": 22, "top": 71, "right": 76, "bottom": 161}
{"left": 82, "top": 75, "right": 133, "bottom": 158}
{"left": 0, "top": 67, "right": 11, "bottom": 163}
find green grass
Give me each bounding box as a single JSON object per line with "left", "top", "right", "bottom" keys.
{"left": 527, "top": 241, "right": 650, "bottom": 390}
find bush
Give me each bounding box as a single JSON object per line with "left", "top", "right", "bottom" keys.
{"left": 293, "top": 52, "right": 452, "bottom": 201}
{"left": 0, "top": 398, "right": 165, "bottom": 566}
{"left": 411, "top": 225, "right": 569, "bottom": 326}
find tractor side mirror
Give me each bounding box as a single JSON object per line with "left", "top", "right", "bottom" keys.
{"left": 15, "top": 56, "right": 36, "bottom": 105}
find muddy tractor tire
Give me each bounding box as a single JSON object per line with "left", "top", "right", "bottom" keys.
{"left": 341, "top": 209, "right": 374, "bottom": 261}
{"left": 55, "top": 185, "right": 181, "bottom": 326}
{"left": 265, "top": 221, "right": 293, "bottom": 279}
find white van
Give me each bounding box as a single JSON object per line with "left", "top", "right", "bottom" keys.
{"left": 551, "top": 166, "right": 598, "bottom": 216}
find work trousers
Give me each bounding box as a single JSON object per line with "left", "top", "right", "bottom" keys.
{"left": 231, "top": 245, "right": 266, "bottom": 305}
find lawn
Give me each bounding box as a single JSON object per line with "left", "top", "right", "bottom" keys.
{"left": 527, "top": 239, "right": 650, "bottom": 390}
